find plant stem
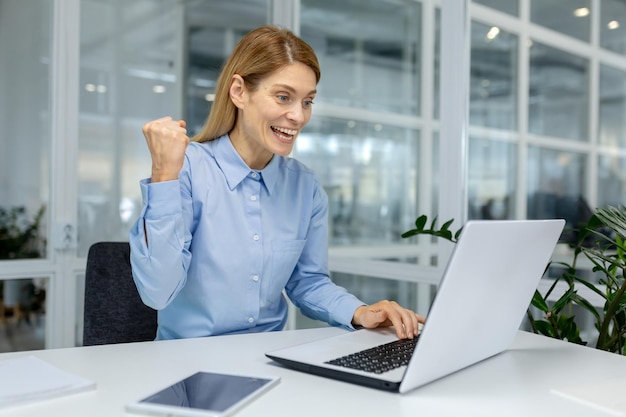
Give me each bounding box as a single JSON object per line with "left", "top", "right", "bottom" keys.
{"left": 597, "top": 271, "right": 626, "bottom": 351}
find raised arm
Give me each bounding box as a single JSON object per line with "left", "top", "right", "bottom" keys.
{"left": 129, "top": 116, "right": 192, "bottom": 310}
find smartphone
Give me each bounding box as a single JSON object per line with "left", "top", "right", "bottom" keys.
{"left": 126, "top": 371, "right": 280, "bottom": 417}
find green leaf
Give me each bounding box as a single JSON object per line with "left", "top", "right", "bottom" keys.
{"left": 414, "top": 215, "right": 427, "bottom": 230}
{"left": 551, "top": 287, "right": 577, "bottom": 313}
{"left": 530, "top": 290, "right": 549, "bottom": 312}
{"left": 533, "top": 320, "right": 557, "bottom": 338}
{"left": 441, "top": 219, "right": 454, "bottom": 231}
{"left": 571, "top": 294, "right": 602, "bottom": 321}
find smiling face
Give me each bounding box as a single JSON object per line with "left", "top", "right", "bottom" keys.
{"left": 228, "top": 62, "right": 317, "bottom": 170}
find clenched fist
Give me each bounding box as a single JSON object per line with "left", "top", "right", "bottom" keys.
{"left": 142, "top": 116, "right": 190, "bottom": 183}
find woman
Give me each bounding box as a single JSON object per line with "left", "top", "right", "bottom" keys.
{"left": 129, "top": 25, "right": 424, "bottom": 341}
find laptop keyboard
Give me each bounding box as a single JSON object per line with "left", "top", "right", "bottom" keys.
{"left": 325, "top": 336, "right": 419, "bottom": 374}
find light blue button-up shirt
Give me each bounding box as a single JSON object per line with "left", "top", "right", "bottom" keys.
{"left": 129, "top": 135, "right": 364, "bottom": 340}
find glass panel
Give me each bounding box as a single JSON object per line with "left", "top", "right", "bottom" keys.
{"left": 600, "top": 0, "right": 626, "bottom": 55}
{"left": 0, "top": 277, "right": 47, "bottom": 353}
{"left": 598, "top": 154, "right": 626, "bottom": 207}
{"left": 530, "top": 0, "right": 591, "bottom": 42}
{"left": 294, "top": 273, "right": 427, "bottom": 329}
{"left": 528, "top": 42, "right": 589, "bottom": 141}
{"left": 434, "top": 7, "right": 441, "bottom": 120}
{"left": 293, "top": 117, "right": 419, "bottom": 247}
{"left": 185, "top": 0, "right": 268, "bottom": 133}
{"left": 468, "top": 137, "right": 517, "bottom": 220}
{"left": 78, "top": 0, "right": 267, "bottom": 256}
{"left": 526, "top": 147, "right": 588, "bottom": 243}
{"left": 470, "top": 21, "right": 518, "bottom": 130}
{"left": 0, "top": 0, "right": 50, "bottom": 260}
{"left": 473, "top": 0, "right": 519, "bottom": 16}
{"left": 599, "top": 64, "right": 626, "bottom": 149}
{"left": 300, "top": 0, "right": 421, "bottom": 115}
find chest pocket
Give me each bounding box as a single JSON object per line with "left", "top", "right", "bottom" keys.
{"left": 266, "top": 240, "right": 306, "bottom": 302}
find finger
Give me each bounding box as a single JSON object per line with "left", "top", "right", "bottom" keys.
{"left": 387, "top": 305, "right": 424, "bottom": 339}
{"left": 380, "top": 303, "right": 407, "bottom": 339}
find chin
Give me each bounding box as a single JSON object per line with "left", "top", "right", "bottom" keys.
{"left": 272, "top": 143, "right": 295, "bottom": 156}
{"left": 274, "top": 148, "right": 293, "bottom": 157}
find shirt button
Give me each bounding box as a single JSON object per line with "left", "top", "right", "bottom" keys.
{"left": 250, "top": 195, "right": 257, "bottom": 201}
{"left": 253, "top": 234, "right": 260, "bottom": 241}
{"left": 252, "top": 275, "right": 259, "bottom": 282}
{"left": 251, "top": 172, "right": 258, "bottom": 178}
{"left": 248, "top": 317, "right": 254, "bottom": 323}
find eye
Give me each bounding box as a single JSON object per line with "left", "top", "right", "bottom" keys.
{"left": 303, "top": 99, "right": 315, "bottom": 108}
{"left": 277, "top": 95, "right": 289, "bottom": 102}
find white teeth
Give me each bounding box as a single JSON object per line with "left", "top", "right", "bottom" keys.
{"left": 273, "top": 126, "right": 297, "bottom": 135}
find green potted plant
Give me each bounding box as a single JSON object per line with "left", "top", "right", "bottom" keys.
{"left": 0, "top": 205, "right": 46, "bottom": 323}
{"left": 401, "top": 205, "right": 626, "bottom": 355}
{"left": 0, "top": 205, "right": 45, "bottom": 260}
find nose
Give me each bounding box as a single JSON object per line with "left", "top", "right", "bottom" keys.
{"left": 286, "top": 103, "right": 305, "bottom": 125}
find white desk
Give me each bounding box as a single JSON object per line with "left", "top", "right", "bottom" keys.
{"left": 1, "top": 327, "right": 624, "bottom": 417}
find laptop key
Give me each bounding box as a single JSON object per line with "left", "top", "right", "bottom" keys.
{"left": 325, "top": 337, "right": 419, "bottom": 374}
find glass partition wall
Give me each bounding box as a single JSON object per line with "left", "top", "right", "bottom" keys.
{"left": 2, "top": 0, "right": 626, "bottom": 350}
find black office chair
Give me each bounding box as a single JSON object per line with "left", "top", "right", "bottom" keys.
{"left": 83, "top": 241, "right": 158, "bottom": 346}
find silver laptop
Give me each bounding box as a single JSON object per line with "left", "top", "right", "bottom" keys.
{"left": 266, "top": 219, "right": 565, "bottom": 394}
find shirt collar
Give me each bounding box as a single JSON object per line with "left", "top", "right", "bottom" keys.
{"left": 213, "top": 135, "right": 279, "bottom": 195}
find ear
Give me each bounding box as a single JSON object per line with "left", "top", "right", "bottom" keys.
{"left": 229, "top": 74, "right": 246, "bottom": 109}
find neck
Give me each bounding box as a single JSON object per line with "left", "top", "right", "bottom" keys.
{"left": 229, "top": 127, "right": 272, "bottom": 170}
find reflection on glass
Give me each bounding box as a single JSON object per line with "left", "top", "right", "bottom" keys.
{"left": 78, "top": 1, "right": 267, "bottom": 256}
{"left": 528, "top": 42, "right": 589, "bottom": 141}
{"left": 295, "top": 273, "right": 425, "bottom": 329}
{"left": 0, "top": 277, "right": 47, "bottom": 353}
{"left": 599, "top": 64, "right": 626, "bottom": 149}
{"left": 473, "top": 0, "right": 519, "bottom": 16}
{"left": 600, "top": 0, "right": 626, "bottom": 55}
{"left": 598, "top": 155, "right": 626, "bottom": 208}
{"left": 0, "top": 0, "right": 50, "bottom": 259}
{"left": 293, "top": 117, "right": 419, "bottom": 246}
{"left": 467, "top": 137, "right": 517, "bottom": 220}
{"left": 530, "top": 0, "right": 591, "bottom": 42}
{"left": 300, "top": 0, "right": 421, "bottom": 115}
{"left": 526, "top": 147, "right": 589, "bottom": 241}
{"left": 470, "top": 21, "right": 518, "bottom": 130}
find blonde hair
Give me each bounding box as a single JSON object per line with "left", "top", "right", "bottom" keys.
{"left": 192, "top": 25, "right": 321, "bottom": 143}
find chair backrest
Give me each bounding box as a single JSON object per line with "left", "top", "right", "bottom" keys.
{"left": 83, "top": 241, "right": 157, "bottom": 346}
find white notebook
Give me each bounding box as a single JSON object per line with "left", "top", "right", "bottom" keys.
{"left": 0, "top": 355, "right": 96, "bottom": 409}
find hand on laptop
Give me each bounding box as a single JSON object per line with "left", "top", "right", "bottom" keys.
{"left": 351, "top": 300, "right": 425, "bottom": 339}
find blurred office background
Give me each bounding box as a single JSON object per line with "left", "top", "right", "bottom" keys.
{"left": 0, "top": 0, "right": 625, "bottom": 351}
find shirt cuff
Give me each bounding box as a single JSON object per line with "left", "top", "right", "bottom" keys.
{"left": 140, "top": 178, "right": 182, "bottom": 218}
{"left": 335, "top": 298, "right": 367, "bottom": 330}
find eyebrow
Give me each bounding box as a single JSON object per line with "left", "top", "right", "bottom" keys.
{"left": 272, "top": 83, "right": 317, "bottom": 96}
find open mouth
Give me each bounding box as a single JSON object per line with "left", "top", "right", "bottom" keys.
{"left": 271, "top": 126, "right": 298, "bottom": 142}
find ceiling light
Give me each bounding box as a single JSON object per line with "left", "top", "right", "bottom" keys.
{"left": 608, "top": 20, "right": 620, "bottom": 30}
{"left": 204, "top": 93, "right": 215, "bottom": 102}
{"left": 573, "top": 7, "right": 589, "bottom": 17}
{"left": 152, "top": 85, "right": 166, "bottom": 94}
{"left": 486, "top": 26, "right": 500, "bottom": 40}
{"left": 85, "top": 83, "right": 96, "bottom": 92}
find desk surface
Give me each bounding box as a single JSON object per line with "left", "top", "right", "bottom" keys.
{"left": 0, "top": 327, "right": 624, "bottom": 417}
